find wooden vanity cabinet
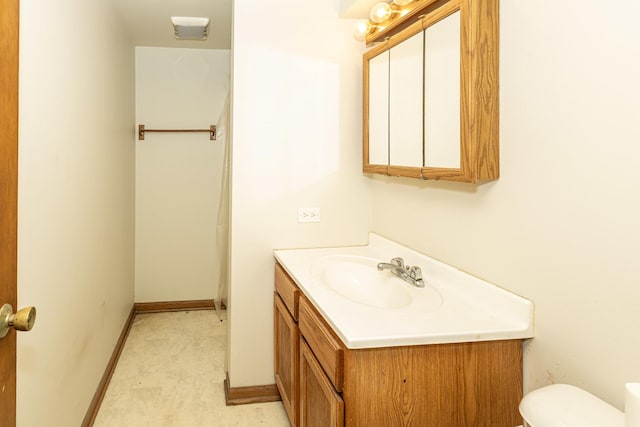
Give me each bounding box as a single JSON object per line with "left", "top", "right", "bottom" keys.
{"left": 274, "top": 264, "right": 300, "bottom": 426}
{"left": 275, "top": 262, "right": 525, "bottom": 426}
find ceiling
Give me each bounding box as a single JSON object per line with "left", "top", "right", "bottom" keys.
{"left": 111, "top": 0, "right": 232, "bottom": 50}
{"left": 110, "top": 0, "right": 380, "bottom": 50}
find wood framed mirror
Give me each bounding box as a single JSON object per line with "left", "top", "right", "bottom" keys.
{"left": 363, "top": 0, "right": 499, "bottom": 183}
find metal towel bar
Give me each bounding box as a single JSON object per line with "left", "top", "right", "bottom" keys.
{"left": 137, "top": 124, "right": 216, "bottom": 141}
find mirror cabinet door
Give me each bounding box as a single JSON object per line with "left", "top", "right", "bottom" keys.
{"left": 423, "top": 11, "right": 461, "bottom": 169}
{"left": 367, "top": 50, "right": 389, "bottom": 166}
{"left": 389, "top": 30, "right": 424, "bottom": 169}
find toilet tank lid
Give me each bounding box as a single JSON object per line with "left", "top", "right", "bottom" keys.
{"left": 519, "top": 384, "right": 624, "bottom": 427}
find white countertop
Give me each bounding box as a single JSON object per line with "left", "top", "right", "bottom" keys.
{"left": 274, "top": 233, "right": 534, "bottom": 349}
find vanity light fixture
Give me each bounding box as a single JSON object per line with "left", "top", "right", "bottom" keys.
{"left": 353, "top": 19, "right": 373, "bottom": 42}
{"left": 352, "top": 0, "right": 416, "bottom": 42}
{"left": 171, "top": 16, "right": 210, "bottom": 40}
{"left": 370, "top": 2, "right": 393, "bottom": 23}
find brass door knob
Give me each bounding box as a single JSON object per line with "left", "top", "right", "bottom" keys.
{"left": 0, "top": 304, "right": 37, "bottom": 339}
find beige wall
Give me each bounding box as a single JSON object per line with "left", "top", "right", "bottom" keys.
{"left": 229, "top": 0, "right": 372, "bottom": 386}
{"left": 370, "top": 0, "right": 640, "bottom": 409}
{"left": 339, "top": 0, "right": 379, "bottom": 18}
{"left": 135, "top": 47, "right": 230, "bottom": 302}
{"left": 17, "top": 1, "right": 135, "bottom": 425}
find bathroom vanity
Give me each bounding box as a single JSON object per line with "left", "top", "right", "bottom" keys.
{"left": 273, "top": 235, "right": 534, "bottom": 427}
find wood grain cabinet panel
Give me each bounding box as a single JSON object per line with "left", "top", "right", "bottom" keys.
{"left": 300, "top": 339, "right": 344, "bottom": 427}
{"left": 274, "top": 294, "right": 299, "bottom": 426}
{"left": 342, "top": 340, "right": 523, "bottom": 426}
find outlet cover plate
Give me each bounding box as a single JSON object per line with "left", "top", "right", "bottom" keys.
{"left": 298, "top": 207, "right": 320, "bottom": 223}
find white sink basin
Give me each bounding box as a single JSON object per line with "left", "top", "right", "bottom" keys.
{"left": 274, "top": 233, "right": 534, "bottom": 349}
{"left": 310, "top": 255, "right": 442, "bottom": 312}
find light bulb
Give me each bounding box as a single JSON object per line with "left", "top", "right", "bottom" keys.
{"left": 393, "top": 0, "right": 413, "bottom": 5}
{"left": 352, "top": 20, "right": 372, "bottom": 42}
{"left": 370, "top": 2, "right": 392, "bottom": 24}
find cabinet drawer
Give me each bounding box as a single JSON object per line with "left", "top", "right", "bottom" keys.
{"left": 275, "top": 263, "right": 299, "bottom": 320}
{"left": 298, "top": 297, "right": 344, "bottom": 392}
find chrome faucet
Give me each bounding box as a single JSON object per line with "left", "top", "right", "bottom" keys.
{"left": 377, "top": 257, "right": 425, "bottom": 288}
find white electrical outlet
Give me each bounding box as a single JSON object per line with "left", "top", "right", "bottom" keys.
{"left": 297, "top": 207, "right": 320, "bottom": 223}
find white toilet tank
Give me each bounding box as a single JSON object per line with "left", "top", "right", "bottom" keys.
{"left": 519, "top": 384, "right": 624, "bottom": 427}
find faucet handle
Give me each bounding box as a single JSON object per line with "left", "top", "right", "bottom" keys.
{"left": 408, "top": 266, "right": 425, "bottom": 287}
{"left": 409, "top": 266, "right": 422, "bottom": 280}
{"left": 390, "top": 257, "right": 405, "bottom": 268}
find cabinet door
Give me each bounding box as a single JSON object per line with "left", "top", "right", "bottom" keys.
{"left": 299, "top": 339, "right": 344, "bottom": 427}
{"left": 367, "top": 50, "right": 389, "bottom": 167}
{"left": 388, "top": 29, "right": 424, "bottom": 169}
{"left": 275, "top": 294, "right": 299, "bottom": 426}
{"left": 424, "top": 10, "right": 461, "bottom": 169}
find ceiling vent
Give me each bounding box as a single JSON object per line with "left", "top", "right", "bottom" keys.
{"left": 171, "top": 17, "right": 210, "bottom": 41}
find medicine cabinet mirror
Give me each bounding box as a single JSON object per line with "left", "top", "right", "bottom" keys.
{"left": 363, "top": 0, "right": 499, "bottom": 183}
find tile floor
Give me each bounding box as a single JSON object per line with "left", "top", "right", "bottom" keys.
{"left": 94, "top": 310, "right": 290, "bottom": 426}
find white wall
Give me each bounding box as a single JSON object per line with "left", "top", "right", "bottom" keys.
{"left": 229, "top": 0, "right": 372, "bottom": 386}
{"left": 17, "top": 1, "right": 135, "bottom": 425}
{"left": 370, "top": 0, "right": 640, "bottom": 410}
{"left": 135, "top": 47, "right": 230, "bottom": 302}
